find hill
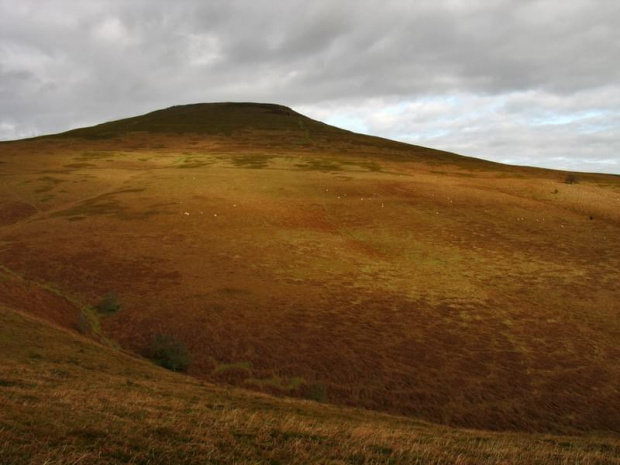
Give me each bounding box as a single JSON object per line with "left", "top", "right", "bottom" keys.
{"left": 2, "top": 306, "right": 619, "bottom": 464}
{"left": 38, "top": 102, "right": 499, "bottom": 168}
{"left": 0, "top": 102, "right": 619, "bottom": 436}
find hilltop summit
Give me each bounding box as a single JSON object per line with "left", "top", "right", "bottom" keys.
{"left": 52, "top": 102, "right": 337, "bottom": 139}
{"left": 40, "top": 102, "right": 491, "bottom": 168}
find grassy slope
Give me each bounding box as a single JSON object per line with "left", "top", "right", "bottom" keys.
{"left": 0, "top": 103, "right": 619, "bottom": 435}
{"left": 1, "top": 306, "right": 619, "bottom": 464}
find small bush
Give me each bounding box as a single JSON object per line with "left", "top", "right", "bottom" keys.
{"left": 96, "top": 292, "right": 121, "bottom": 314}
{"left": 77, "top": 311, "right": 92, "bottom": 334}
{"left": 304, "top": 383, "right": 328, "bottom": 402}
{"left": 148, "top": 334, "right": 191, "bottom": 372}
{"left": 564, "top": 173, "right": 578, "bottom": 185}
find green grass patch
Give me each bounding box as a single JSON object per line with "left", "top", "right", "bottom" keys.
{"left": 342, "top": 160, "right": 383, "bottom": 172}
{"left": 75, "top": 151, "right": 114, "bottom": 160}
{"left": 231, "top": 155, "right": 273, "bottom": 169}
{"left": 64, "top": 163, "right": 96, "bottom": 169}
{"left": 37, "top": 176, "right": 65, "bottom": 184}
{"left": 213, "top": 360, "right": 253, "bottom": 374}
{"left": 295, "top": 159, "right": 342, "bottom": 171}
{"left": 246, "top": 376, "right": 305, "bottom": 391}
{"left": 174, "top": 154, "right": 214, "bottom": 169}
{"left": 217, "top": 287, "right": 252, "bottom": 296}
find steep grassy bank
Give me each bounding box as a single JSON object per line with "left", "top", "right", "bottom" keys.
{"left": 2, "top": 307, "right": 619, "bottom": 464}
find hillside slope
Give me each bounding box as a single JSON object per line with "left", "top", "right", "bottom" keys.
{"left": 1, "top": 102, "right": 619, "bottom": 434}
{"left": 2, "top": 306, "right": 619, "bottom": 464}
{"left": 36, "top": 102, "right": 499, "bottom": 168}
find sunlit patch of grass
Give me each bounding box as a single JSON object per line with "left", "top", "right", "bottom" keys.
{"left": 213, "top": 360, "right": 253, "bottom": 375}
{"left": 231, "top": 155, "right": 274, "bottom": 169}
{"left": 217, "top": 287, "right": 252, "bottom": 296}
{"left": 341, "top": 160, "right": 383, "bottom": 172}
{"left": 75, "top": 151, "right": 114, "bottom": 160}
{"left": 64, "top": 162, "right": 96, "bottom": 169}
{"left": 295, "top": 159, "right": 342, "bottom": 171}
{"left": 173, "top": 153, "right": 216, "bottom": 169}
{"left": 37, "top": 176, "right": 65, "bottom": 184}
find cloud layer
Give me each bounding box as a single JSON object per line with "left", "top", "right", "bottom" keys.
{"left": 1, "top": 0, "right": 619, "bottom": 173}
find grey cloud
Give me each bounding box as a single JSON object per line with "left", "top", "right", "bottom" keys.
{"left": 0, "top": 0, "right": 618, "bottom": 173}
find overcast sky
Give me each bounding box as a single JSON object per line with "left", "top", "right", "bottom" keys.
{"left": 1, "top": 0, "right": 619, "bottom": 174}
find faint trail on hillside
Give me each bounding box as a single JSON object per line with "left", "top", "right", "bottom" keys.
{"left": 0, "top": 169, "right": 146, "bottom": 237}
{"left": 0, "top": 184, "right": 43, "bottom": 214}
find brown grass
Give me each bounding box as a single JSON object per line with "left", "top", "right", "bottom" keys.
{"left": 1, "top": 307, "right": 619, "bottom": 464}
{"left": 1, "top": 103, "right": 619, "bottom": 436}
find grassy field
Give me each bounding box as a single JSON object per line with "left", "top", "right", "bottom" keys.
{"left": 1, "top": 103, "right": 619, "bottom": 441}
{"left": 2, "top": 306, "right": 619, "bottom": 464}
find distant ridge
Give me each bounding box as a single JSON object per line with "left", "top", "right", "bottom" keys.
{"left": 50, "top": 102, "right": 343, "bottom": 139}
{"left": 38, "top": 101, "right": 501, "bottom": 169}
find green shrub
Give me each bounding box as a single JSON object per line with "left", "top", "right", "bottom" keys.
{"left": 148, "top": 334, "right": 191, "bottom": 372}
{"left": 564, "top": 173, "right": 578, "bottom": 185}
{"left": 77, "top": 311, "right": 92, "bottom": 334}
{"left": 96, "top": 292, "right": 121, "bottom": 314}
{"left": 305, "top": 383, "right": 328, "bottom": 402}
